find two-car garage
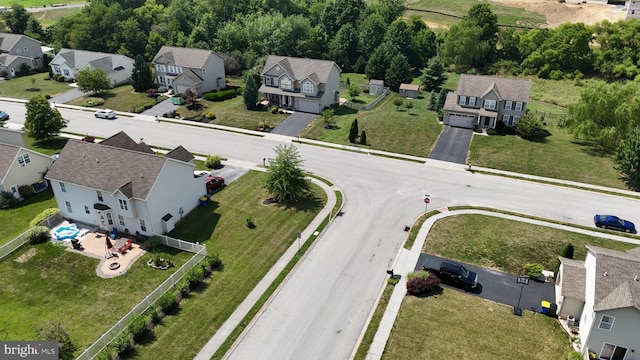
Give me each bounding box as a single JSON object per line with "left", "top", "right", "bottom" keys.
{"left": 297, "top": 100, "right": 320, "bottom": 114}
{"left": 446, "top": 114, "right": 476, "bottom": 129}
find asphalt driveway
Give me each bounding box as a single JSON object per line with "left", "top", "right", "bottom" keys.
{"left": 271, "top": 111, "right": 318, "bottom": 136}
{"left": 428, "top": 126, "right": 473, "bottom": 164}
{"left": 416, "top": 254, "right": 556, "bottom": 313}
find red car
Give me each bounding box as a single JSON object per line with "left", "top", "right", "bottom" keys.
{"left": 205, "top": 176, "right": 225, "bottom": 193}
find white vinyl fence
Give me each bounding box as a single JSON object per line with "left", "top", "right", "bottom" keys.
{"left": 0, "top": 213, "right": 63, "bottom": 261}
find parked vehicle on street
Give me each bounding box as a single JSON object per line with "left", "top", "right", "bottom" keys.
{"left": 205, "top": 176, "right": 225, "bottom": 193}
{"left": 593, "top": 214, "right": 636, "bottom": 233}
{"left": 95, "top": 109, "right": 116, "bottom": 119}
{"left": 422, "top": 258, "right": 478, "bottom": 288}
{"left": 0, "top": 110, "right": 9, "bottom": 120}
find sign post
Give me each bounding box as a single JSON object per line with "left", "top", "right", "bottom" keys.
{"left": 514, "top": 276, "right": 529, "bottom": 316}
{"left": 423, "top": 194, "right": 430, "bottom": 215}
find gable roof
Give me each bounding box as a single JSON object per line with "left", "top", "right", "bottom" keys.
{"left": 0, "top": 33, "right": 40, "bottom": 52}
{"left": 262, "top": 55, "right": 340, "bottom": 84}
{"left": 400, "top": 83, "right": 419, "bottom": 91}
{"left": 369, "top": 79, "right": 384, "bottom": 86}
{"left": 50, "top": 48, "right": 133, "bottom": 74}
{"left": 45, "top": 133, "right": 194, "bottom": 200}
{"left": 99, "top": 131, "right": 154, "bottom": 154}
{"left": 165, "top": 145, "right": 194, "bottom": 163}
{"left": 0, "top": 142, "right": 20, "bottom": 179}
{"left": 152, "top": 46, "right": 220, "bottom": 69}
{"left": 559, "top": 257, "right": 586, "bottom": 301}
{"left": 587, "top": 245, "right": 640, "bottom": 312}
{"left": 456, "top": 74, "right": 531, "bottom": 102}
{"left": 0, "top": 53, "right": 23, "bottom": 67}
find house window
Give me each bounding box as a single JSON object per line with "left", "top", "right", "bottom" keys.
{"left": 504, "top": 101, "right": 512, "bottom": 110}
{"left": 515, "top": 102, "right": 523, "bottom": 111}
{"left": 118, "top": 214, "right": 125, "bottom": 226}
{"left": 156, "top": 64, "right": 165, "bottom": 72}
{"left": 60, "top": 182, "right": 66, "bottom": 192}
{"left": 84, "top": 206, "right": 90, "bottom": 214}
{"left": 106, "top": 212, "right": 113, "bottom": 225}
{"left": 139, "top": 219, "right": 147, "bottom": 232}
{"left": 598, "top": 315, "right": 615, "bottom": 331}
{"left": 273, "top": 77, "right": 278, "bottom": 86}
{"left": 202, "top": 68, "right": 206, "bottom": 75}
{"left": 65, "top": 201, "right": 72, "bottom": 213}
{"left": 502, "top": 115, "right": 511, "bottom": 126}
{"left": 600, "top": 343, "right": 627, "bottom": 360}
{"left": 281, "top": 77, "right": 292, "bottom": 90}
{"left": 17, "top": 153, "right": 31, "bottom": 166}
{"left": 265, "top": 77, "right": 272, "bottom": 86}
{"left": 158, "top": 76, "right": 165, "bottom": 84}
{"left": 303, "top": 82, "right": 313, "bottom": 93}
{"left": 458, "top": 96, "right": 466, "bottom": 105}
{"left": 177, "top": 67, "right": 183, "bottom": 73}
{"left": 23, "top": 47, "right": 28, "bottom": 52}
{"left": 63, "top": 69, "right": 70, "bottom": 77}
{"left": 483, "top": 99, "right": 497, "bottom": 110}
{"left": 469, "top": 97, "right": 476, "bottom": 106}
{"left": 119, "top": 199, "right": 128, "bottom": 211}
{"left": 513, "top": 115, "right": 521, "bottom": 124}
{"left": 168, "top": 65, "right": 175, "bottom": 73}
{"left": 53, "top": 65, "right": 60, "bottom": 73}
{"left": 16, "top": 49, "right": 21, "bottom": 55}
{"left": 97, "top": 191, "right": 103, "bottom": 201}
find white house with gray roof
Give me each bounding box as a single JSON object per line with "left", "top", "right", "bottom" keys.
{"left": 49, "top": 48, "right": 134, "bottom": 87}
{"left": 556, "top": 245, "right": 640, "bottom": 360}
{"left": 0, "top": 33, "right": 44, "bottom": 77}
{"left": 443, "top": 74, "right": 532, "bottom": 129}
{"left": 260, "top": 55, "right": 341, "bottom": 114}
{"left": 45, "top": 132, "right": 207, "bottom": 236}
{"left": 152, "top": 46, "right": 226, "bottom": 95}
{"left": 0, "top": 141, "right": 52, "bottom": 198}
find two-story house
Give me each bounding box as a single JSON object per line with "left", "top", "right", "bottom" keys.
{"left": 443, "top": 74, "right": 532, "bottom": 129}
{"left": 627, "top": 0, "right": 640, "bottom": 20}
{"left": 0, "top": 140, "right": 52, "bottom": 198}
{"left": 45, "top": 132, "right": 207, "bottom": 236}
{"left": 556, "top": 245, "right": 640, "bottom": 360}
{"left": 152, "top": 46, "right": 226, "bottom": 95}
{"left": 49, "top": 49, "right": 134, "bottom": 87}
{"left": 0, "top": 33, "right": 44, "bottom": 77}
{"left": 259, "top": 55, "right": 341, "bottom": 114}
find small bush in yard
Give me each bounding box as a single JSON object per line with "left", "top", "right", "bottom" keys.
{"left": 28, "top": 226, "right": 51, "bottom": 244}
{"left": 18, "top": 185, "right": 34, "bottom": 197}
{"left": 407, "top": 270, "right": 430, "bottom": 281}
{"left": 205, "top": 253, "right": 223, "bottom": 270}
{"left": 111, "top": 333, "right": 132, "bottom": 354}
{"left": 0, "top": 190, "right": 18, "bottom": 209}
{"left": 523, "top": 263, "right": 544, "bottom": 278}
{"left": 406, "top": 273, "right": 441, "bottom": 295}
{"left": 30, "top": 208, "right": 60, "bottom": 227}
{"left": 156, "top": 292, "right": 177, "bottom": 312}
{"left": 127, "top": 315, "right": 149, "bottom": 342}
{"left": 568, "top": 351, "right": 582, "bottom": 360}
{"left": 204, "top": 155, "right": 222, "bottom": 169}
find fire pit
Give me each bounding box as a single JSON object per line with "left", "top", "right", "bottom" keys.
{"left": 109, "top": 262, "right": 120, "bottom": 270}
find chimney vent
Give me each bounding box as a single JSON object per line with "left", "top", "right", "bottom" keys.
{"left": 635, "top": 275, "right": 639, "bottom": 282}
{"left": 603, "top": 272, "right": 608, "bottom": 277}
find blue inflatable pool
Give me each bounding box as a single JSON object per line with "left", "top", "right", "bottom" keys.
{"left": 54, "top": 224, "right": 80, "bottom": 240}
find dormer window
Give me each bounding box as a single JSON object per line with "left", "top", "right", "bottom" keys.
{"left": 168, "top": 65, "right": 175, "bottom": 73}
{"left": 281, "top": 77, "right": 292, "bottom": 90}
{"left": 469, "top": 97, "right": 476, "bottom": 106}
{"left": 303, "top": 81, "right": 313, "bottom": 94}
{"left": 458, "top": 96, "right": 466, "bottom": 105}
{"left": 265, "top": 77, "right": 272, "bottom": 86}
{"left": 156, "top": 64, "right": 165, "bottom": 72}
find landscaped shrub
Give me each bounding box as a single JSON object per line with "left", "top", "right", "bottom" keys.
{"left": 18, "top": 185, "right": 35, "bottom": 197}
{"left": 270, "top": 106, "right": 278, "bottom": 114}
{"left": 406, "top": 270, "right": 430, "bottom": 281}
{"left": 186, "top": 266, "right": 205, "bottom": 289}
{"left": 203, "top": 88, "right": 238, "bottom": 102}
{"left": 157, "top": 86, "right": 167, "bottom": 93}
{"left": 204, "top": 253, "right": 223, "bottom": 270}
{"left": 205, "top": 112, "right": 216, "bottom": 120}
{"left": 127, "top": 315, "right": 149, "bottom": 343}
{"left": 406, "top": 273, "right": 441, "bottom": 295}
{"left": 28, "top": 226, "right": 51, "bottom": 244}
{"left": 486, "top": 128, "right": 498, "bottom": 135}
{"left": 145, "top": 236, "right": 161, "bottom": 252}
{"left": 156, "top": 292, "right": 177, "bottom": 313}
{"left": 0, "top": 190, "right": 18, "bottom": 209}
{"left": 111, "top": 333, "right": 132, "bottom": 355}
{"left": 177, "top": 279, "right": 191, "bottom": 297}
{"left": 523, "top": 263, "right": 544, "bottom": 278}
{"left": 30, "top": 208, "right": 60, "bottom": 227}
{"left": 204, "top": 155, "right": 222, "bottom": 169}
{"left": 568, "top": 351, "right": 582, "bottom": 360}
{"left": 83, "top": 97, "right": 105, "bottom": 107}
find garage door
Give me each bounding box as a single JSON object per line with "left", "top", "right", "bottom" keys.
{"left": 447, "top": 114, "right": 475, "bottom": 128}
{"left": 297, "top": 100, "right": 320, "bottom": 114}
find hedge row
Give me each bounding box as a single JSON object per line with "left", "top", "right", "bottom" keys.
{"left": 203, "top": 87, "right": 242, "bottom": 102}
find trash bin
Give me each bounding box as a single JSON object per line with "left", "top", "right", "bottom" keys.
{"left": 171, "top": 96, "right": 183, "bottom": 105}
{"left": 199, "top": 196, "right": 208, "bottom": 207}
{"left": 549, "top": 303, "right": 557, "bottom": 317}
{"left": 540, "top": 300, "right": 551, "bottom": 314}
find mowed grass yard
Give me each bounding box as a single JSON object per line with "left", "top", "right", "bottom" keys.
{"left": 0, "top": 189, "right": 57, "bottom": 246}
{"left": 378, "top": 214, "right": 636, "bottom": 359}
{"left": 0, "top": 73, "right": 73, "bottom": 100}
{"left": 127, "top": 171, "right": 327, "bottom": 359}
{"left": 0, "top": 0, "right": 85, "bottom": 6}
{"left": 66, "top": 85, "right": 158, "bottom": 113}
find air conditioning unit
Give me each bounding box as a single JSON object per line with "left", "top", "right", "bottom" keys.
{"left": 567, "top": 315, "right": 576, "bottom": 326}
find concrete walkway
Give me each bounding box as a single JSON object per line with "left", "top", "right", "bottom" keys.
{"left": 364, "top": 209, "right": 640, "bottom": 360}
{"left": 194, "top": 178, "right": 339, "bottom": 360}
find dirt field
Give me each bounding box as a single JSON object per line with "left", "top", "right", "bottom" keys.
{"left": 489, "top": 0, "right": 626, "bottom": 27}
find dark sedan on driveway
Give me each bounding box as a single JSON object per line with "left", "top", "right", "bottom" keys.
{"left": 594, "top": 214, "right": 636, "bottom": 233}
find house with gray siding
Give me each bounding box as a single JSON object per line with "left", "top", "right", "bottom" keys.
{"left": 49, "top": 49, "right": 134, "bottom": 87}
{"left": 556, "top": 245, "right": 640, "bottom": 360}
{"left": 152, "top": 46, "right": 226, "bottom": 95}
{"left": 0, "top": 141, "right": 52, "bottom": 198}
{"left": 45, "top": 132, "right": 207, "bottom": 236}
{"left": 0, "top": 33, "right": 44, "bottom": 77}
{"left": 259, "top": 55, "right": 341, "bottom": 114}
{"left": 443, "top": 74, "right": 531, "bottom": 129}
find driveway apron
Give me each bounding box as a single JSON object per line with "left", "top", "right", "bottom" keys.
{"left": 429, "top": 126, "right": 473, "bottom": 164}
{"left": 271, "top": 112, "right": 318, "bottom": 136}
{"left": 49, "top": 87, "right": 86, "bottom": 104}
{"left": 416, "top": 254, "right": 556, "bottom": 313}
{"left": 142, "top": 97, "right": 177, "bottom": 117}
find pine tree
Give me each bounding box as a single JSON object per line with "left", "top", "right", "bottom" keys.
{"left": 359, "top": 130, "right": 367, "bottom": 145}
{"left": 560, "top": 243, "right": 574, "bottom": 259}
{"left": 130, "top": 54, "right": 154, "bottom": 92}
{"left": 428, "top": 90, "right": 437, "bottom": 111}
{"left": 243, "top": 74, "right": 259, "bottom": 109}
{"left": 349, "top": 119, "right": 359, "bottom": 143}
{"left": 385, "top": 53, "right": 413, "bottom": 91}
{"left": 436, "top": 88, "right": 448, "bottom": 111}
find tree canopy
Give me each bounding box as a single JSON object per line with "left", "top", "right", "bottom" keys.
{"left": 76, "top": 68, "right": 110, "bottom": 94}
{"left": 130, "top": 54, "right": 154, "bottom": 92}
{"left": 265, "top": 145, "right": 311, "bottom": 202}
{"left": 24, "top": 95, "right": 68, "bottom": 141}
{"left": 615, "top": 127, "right": 640, "bottom": 185}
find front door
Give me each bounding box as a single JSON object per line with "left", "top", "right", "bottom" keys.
{"left": 97, "top": 210, "right": 115, "bottom": 231}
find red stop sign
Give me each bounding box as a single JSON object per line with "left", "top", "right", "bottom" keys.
{"left": 424, "top": 197, "right": 430, "bottom": 204}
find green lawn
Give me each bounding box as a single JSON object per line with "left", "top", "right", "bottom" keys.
{"left": 407, "top": 0, "right": 547, "bottom": 28}
{"left": 0, "top": 0, "right": 85, "bottom": 6}
{"left": 383, "top": 289, "right": 571, "bottom": 360}
{"left": 0, "top": 189, "right": 57, "bottom": 246}
{"left": 126, "top": 171, "right": 326, "bottom": 359}
{"left": 0, "top": 73, "right": 73, "bottom": 100}
{"left": 66, "top": 85, "right": 157, "bottom": 112}
{"left": 300, "top": 93, "right": 442, "bottom": 157}
{"left": 32, "top": 6, "right": 84, "bottom": 27}
{"left": 424, "top": 214, "right": 637, "bottom": 275}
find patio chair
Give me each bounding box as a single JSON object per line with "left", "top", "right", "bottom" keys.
{"left": 118, "top": 239, "right": 133, "bottom": 254}
{"left": 71, "top": 239, "right": 84, "bottom": 251}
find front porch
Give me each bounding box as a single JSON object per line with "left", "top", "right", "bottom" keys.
{"left": 264, "top": 92, "right": 296, "bottom": 111}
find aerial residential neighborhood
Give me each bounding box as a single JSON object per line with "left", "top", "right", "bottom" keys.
{"left": 0, "top": 1, "right": 639, "bottom": 360}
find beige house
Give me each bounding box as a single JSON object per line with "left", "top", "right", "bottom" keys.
{"left": 259, "top": 55, "right": 341, "bottom": 114}
{"left": 443, "top": 74, "right": 531, "bottom": 129}
{"left": 152, "top": 46, "right": 226, "bottom": 95}
{"left": 49, "top": 49, "right": 134, "bottom": 87}
{"left": 556, "top": 245, "right": 640, "bottom": 360}
{"left": 0, "top": 141, "right": 52, "bottom": 198}
{"left": 0, "top": 33, "right": 44, "bottom": 77}
{"left": 399, "top": 83, "right": 419, "bottom": 98}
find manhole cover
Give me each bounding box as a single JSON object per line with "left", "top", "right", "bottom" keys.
{"left": 109, "top": 262, "right": 120, "bottom": 270}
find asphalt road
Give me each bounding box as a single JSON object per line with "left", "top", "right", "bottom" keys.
{"left": 415, "top": 254, "right": 556, "bottom": 313}
{"left": 429, "top": 126, "right": 473, "bottom": 164}
{"left": 4, "top": 101, "right": 639, "bottom": 359}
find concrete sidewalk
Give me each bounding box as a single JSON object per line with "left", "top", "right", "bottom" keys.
{"left": 194, "top": 179, "right": 339, "bottom": 360}
{"left": 364, "top": 209, "right": 640, "bottom": 360}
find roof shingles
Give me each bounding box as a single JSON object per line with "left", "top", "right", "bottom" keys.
{"left": 588, "top": 245, "right": 640, "bottom": 311}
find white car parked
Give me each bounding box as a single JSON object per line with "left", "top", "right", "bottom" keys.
{"left": 95, "top": 109, "right": 116, "bottom": 119}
